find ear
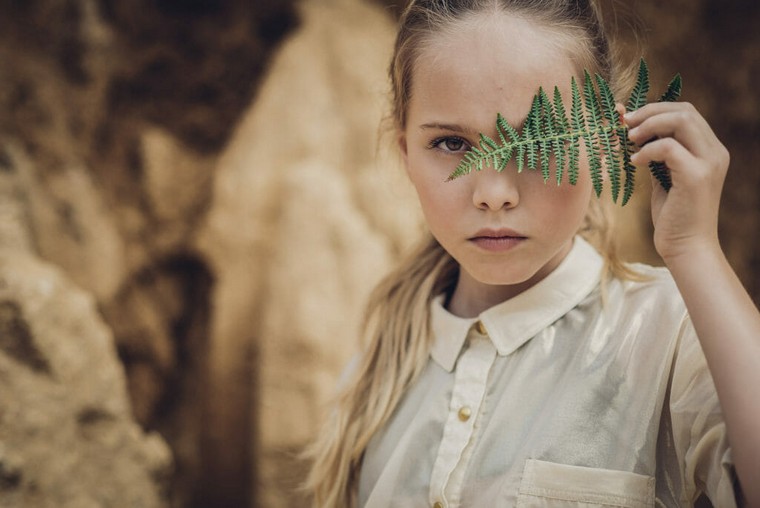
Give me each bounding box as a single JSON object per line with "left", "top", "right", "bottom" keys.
{"left": 397, "top": 132, "right": 410, "bottom": 176}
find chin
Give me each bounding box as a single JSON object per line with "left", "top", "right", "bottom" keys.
{"left": 467, "top": 262, "right": 544, "bottom": 288}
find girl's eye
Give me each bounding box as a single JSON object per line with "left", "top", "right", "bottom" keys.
{"left": 430, "top": 136, "right": 470, "bottom": 153}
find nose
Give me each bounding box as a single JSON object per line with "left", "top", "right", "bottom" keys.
{"left": 471, "top": 167, "right": 520, "bottom": 211}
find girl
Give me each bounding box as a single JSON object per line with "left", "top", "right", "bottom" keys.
{"left": 306, "top": 1, "right": 760, "bottom": 506}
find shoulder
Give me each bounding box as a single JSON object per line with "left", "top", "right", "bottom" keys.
{"left": 603, "top": 262, "right": 690, "bottom": 331}
{"left": 616, "top": 262, "right": 682, "bottom": 301}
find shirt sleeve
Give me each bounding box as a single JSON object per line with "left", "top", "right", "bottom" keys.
{"left": 667, "top": 314, "right": 742, "bottom": 507}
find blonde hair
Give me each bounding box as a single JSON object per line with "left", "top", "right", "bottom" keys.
{"left": 305, "top": 1, "right": 640, "bottom": 505}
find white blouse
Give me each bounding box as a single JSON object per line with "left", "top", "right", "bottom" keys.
{"left": 358, "top": 237, "right": 739, "bottom": 507}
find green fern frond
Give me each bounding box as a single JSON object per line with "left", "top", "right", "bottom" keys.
{"left": 525, "top": 94, "right": 542, "bottom": 171}
{"left": 621, "top": 139, "right": 636, "bottom": 205}
{"left": 649, "top": 162, "right": 672, "bottom": 192}
{"left": 595, "top": 73, "right": 623, "bottom": 202}
{"left": 581, "top": 70, "right": 605, "bottom": 197}
{"left": 446, "top": 57, "right": 683, "bottom": 205}
{"left": 495, "top": 113, "right": 516, "bottom": 172}
{"left": 659, "top": 74, "right": 682, "bottom": 103}
{"left": 648, "top": 73, "right": 683, "bottom": 191}
{"left": 537, "top": 87, "right": 554, "bottom": 182}
{"left": 552, "top": 86, "right": 569, "bottom": 185}
{"left": 568, "top": 77, "right": 584, "bottom": 185}
{"left": 618, "top": 59, "right": 648, "bottom": 206}
{"left": 627, "top": 58, "right": 650, "bottom": 112}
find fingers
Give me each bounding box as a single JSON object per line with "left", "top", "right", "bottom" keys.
{"left": 630, "top": 137, "right": 693, "bottom": 172}
{"left": 624, "top": 102, "right": 729, "bottom": 179}
{"left": 625, "top": 102, "right": 717, "bottom": 157}
{"left": 626, "top": 102, "right": 730, "bottom": 262}
{"left": 624, "top": 101, "right": 696, "bottom": 125}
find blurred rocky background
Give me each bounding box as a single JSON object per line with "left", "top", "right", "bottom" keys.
{"left": 0, "top": 0, "right": 757, "bottom": 507}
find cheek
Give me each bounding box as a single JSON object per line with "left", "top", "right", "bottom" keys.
{"left": 414, "top": 180, "right": 463, "bottom": 218}
{"left": 407, "top": 154, "right": 462, "bottom": 206}
{"left": 529, "top": 179, "right": 592, "bottom": 228}
{"left": 409, "top": 178, "right": 471, "bottom": 237}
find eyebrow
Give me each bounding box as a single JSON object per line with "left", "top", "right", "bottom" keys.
{"left": 419, "top": 122, "right": 478, "bottom": 135}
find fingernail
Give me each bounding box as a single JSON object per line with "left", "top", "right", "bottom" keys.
{"left": 628, "top": 127, "right": 638, "bottom": 138}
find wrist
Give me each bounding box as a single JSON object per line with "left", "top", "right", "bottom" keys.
{"left": 660, "top": 237, "right": 724, "bottom": 272}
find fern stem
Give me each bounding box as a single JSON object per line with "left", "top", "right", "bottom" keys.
{"left": 456, "top": 123, "right": 627, "bottom": 171}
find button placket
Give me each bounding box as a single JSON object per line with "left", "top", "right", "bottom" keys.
{"left": 428, "top": 335, "right": 497, "bottom": 507}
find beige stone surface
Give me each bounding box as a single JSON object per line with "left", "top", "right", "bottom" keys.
{"left": 196, "top": 0, "right": 422, "bottom": 505}
{"left": 0, "top": 168, "right": 172, "bottom": 507}
{"left": 8, "top": 143, "right": 127, "bottom": 302}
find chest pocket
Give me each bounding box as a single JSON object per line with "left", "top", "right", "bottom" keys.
{"left": 516, "top": 459, "right": 655, "bottom": 508}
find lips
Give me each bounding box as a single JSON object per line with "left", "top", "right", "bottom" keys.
{"left": 469, "top": 228, "right": 527, "bottom": 252}
{"left": 471, "top": 228, "right": 525, "bottom": 239}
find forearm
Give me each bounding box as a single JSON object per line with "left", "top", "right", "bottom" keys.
{"left": 665, "top": 243, "right": 760, "bottom": 505}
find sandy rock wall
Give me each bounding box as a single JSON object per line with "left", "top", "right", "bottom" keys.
{"left": 0, "top": 155, "right": 172, "bottom": 506}
{"left": 196, "top": 1, "right": 421, "bottom": 504}
{"left": 1, "top": 0, "right": 418, "bottom": 505}
{"left": 0, "top": 0, "right": 302, "bottom": 506}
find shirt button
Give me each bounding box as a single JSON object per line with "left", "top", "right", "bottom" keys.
{"left": 475, "top": 320, "right": 487, "bottom": 335}
{"left": 458, "top": 406, "right": 472, "bottom": 422}
{"left": 433, "top": 503, "right": 444, "bottom": 508}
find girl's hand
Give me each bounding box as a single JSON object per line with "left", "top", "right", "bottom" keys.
{"left": 624, "top": 103, "right": 730, "bottom": 264}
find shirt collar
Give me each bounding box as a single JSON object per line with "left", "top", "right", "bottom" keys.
{"left": 430, "top": 236, "right": 604, "bottom": 372}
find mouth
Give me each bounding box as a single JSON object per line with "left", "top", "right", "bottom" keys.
{"left": 469, "top": 228, "right": 527, "bottom": 252}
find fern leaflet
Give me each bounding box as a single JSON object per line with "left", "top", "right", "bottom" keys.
{"left": 648, "top": 73, "right": 683, "bottom": 192}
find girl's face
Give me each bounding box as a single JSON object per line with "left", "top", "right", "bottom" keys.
{"left": 400, "top": 13, "right": 594, "bottom": 316}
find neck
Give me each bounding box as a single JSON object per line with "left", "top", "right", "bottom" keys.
{"left": 446, "top": 240, "right": 574, "bottom": 318}
{"left": 447, "top": 273, "right": 534, "bottom": 318}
